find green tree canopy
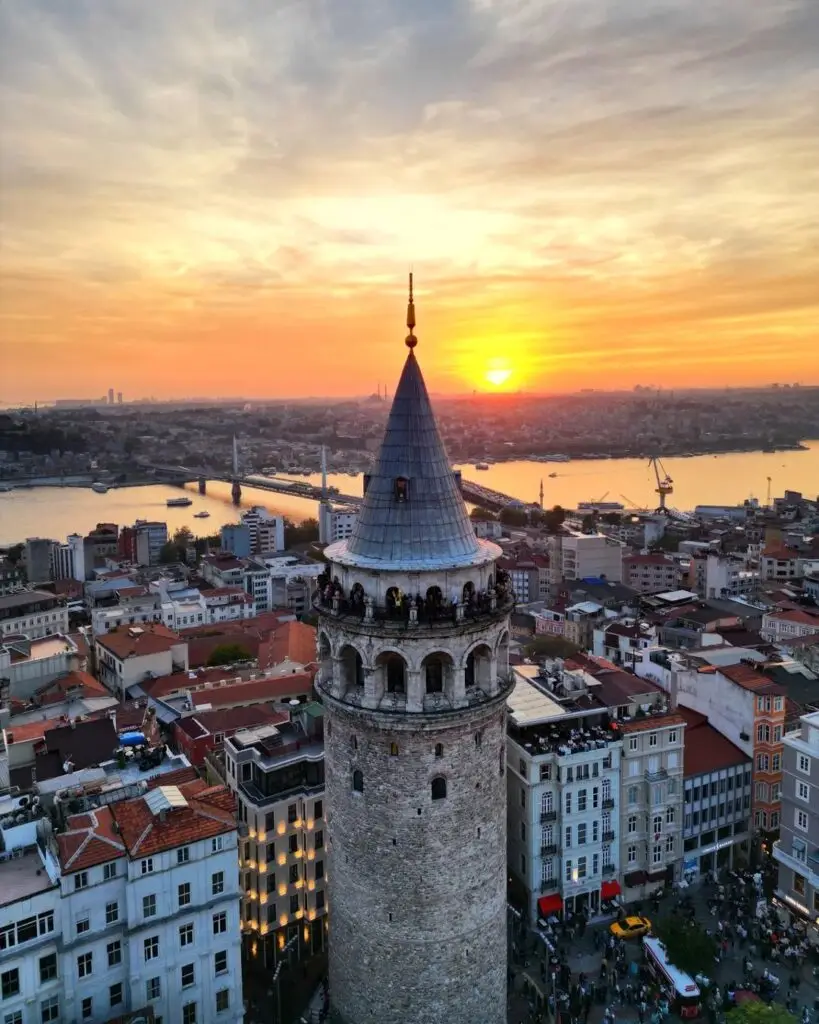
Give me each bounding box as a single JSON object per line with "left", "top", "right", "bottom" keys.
{"left": 580, "top": 513, "right": 597, "bottom": 534}
{"left": 206, "top": 643, "right": 253, "bottom": 667}
{"left": 284, "top": 518, "right": 319, "bottom": 547}
{"left": 158, "top": 541, "right": 179, "bottom": 564}
{"left": 470, "top": 506, "right": 497, "bottom": 522}
{"left": 523, "top": 636, "right": 581, "bottom": 660}
{"left": 653, "top": 916, "right": 718, "bottom": 981}
{"left": 173, "top": 526, "right": 194, "bottom": 548}
{"left": 542, "top": 506, "right": 566, "bottom": 534}
{"left": 499, "top": 507, "right": 528, "bottom": 527}
{"left": 727, "top": 1002, "right": 793, "bottom": 1024}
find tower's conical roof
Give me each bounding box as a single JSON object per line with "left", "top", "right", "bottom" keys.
{"left": 339, "top": 279, "right": 484, "bottom": 570}
{"left": 345, "top": 348, "right": 481, "bottom": 568}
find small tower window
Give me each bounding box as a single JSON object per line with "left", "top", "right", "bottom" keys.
{"left": 394, "top": 477, "right": 409, "bottom": 502}
{"left": 431, "top": 777, "right": 447, "bottom": 801}
{"left": 475, "top": 730, "right": 483, "bottom": 748}
{"left": 435, "top": 743, "right": 444, "bottom": 758}
{"left": 351, "top": 734, "right": 358, "bottom": 751}
{"left": 352, "top": 770, "right": 364, "bottom": 793}
{"left": 390, "top": 742, "right": 399, "bottom": 757}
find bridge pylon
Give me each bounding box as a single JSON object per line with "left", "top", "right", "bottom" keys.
{"left": 231, "top": 479, "right": 242, "bottom": 504}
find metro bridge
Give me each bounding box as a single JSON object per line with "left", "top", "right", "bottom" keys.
{"left": 137, "top": 460, "right": 522, "bottom": 511}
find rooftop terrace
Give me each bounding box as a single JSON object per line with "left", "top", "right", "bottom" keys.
{"left": 0, "top": 846, "right": 56, "bottom": 906}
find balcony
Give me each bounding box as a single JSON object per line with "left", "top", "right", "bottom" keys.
{"left": 645, "top": 768, "right": 668, "bottom": 782}
{"left": 539, "top": 879, "right": 559, "bottom": 894}
{"left": 540, "top": 844, "right": 558, "bottom": 857}
{"left": 540, "top": 810, "right": 558, "bottom": 823}
{"left": 773, "top": 841, "right": 813, "bottom": 880}
{"left": 314, "top": 587, "right": 515, "bottom": 634}
{"left": 602, "top": 863, "right": 616, "bottom": 877}
{"left": 602, "top": 798, "right": 615, "bottom": 810}
{"left": 602, "top": 830, "right": 616, "bottom": 843}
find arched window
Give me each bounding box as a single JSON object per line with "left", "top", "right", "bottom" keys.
{"left": 353, "top": 770, "right": 364, "bottom": 793}
{"left": 351, "top": 734, "right": 358, "bottom": 750}
{"left": 389, "top": 742, "right": 399, "bottom": 757}
{"left": 431, "top": 776, "right": 447, "bottom": 801}
{"left": 435, "top": 743, "right": 444, "bottom": 758}
{"left": 425, "top": 658, "right": 444, "bottom": 694}
{"left": 474, "top": 730, "right": 483, "bottom": 748}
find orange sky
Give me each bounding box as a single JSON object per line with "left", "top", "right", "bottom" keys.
{"left": 1, "top": 0, "right": 818, "bottom": 404}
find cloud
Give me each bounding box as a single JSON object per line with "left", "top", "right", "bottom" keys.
{"left": 0, "top": 0, "right": 817, "bottom": 401}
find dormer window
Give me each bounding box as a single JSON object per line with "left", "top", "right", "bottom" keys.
{"left": 394, "top": 477, "right": 409, "bottom": 502}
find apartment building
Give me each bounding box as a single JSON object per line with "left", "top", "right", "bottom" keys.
{"left": 773, "top": 711, "right": 819, "bottom": 934}
{"left": 134, "top": 522, "right": 169, "bottom": 567}
{"left": 761, "top": 608, "right": 819, "bottom": 644}
{"left": 634, "top": 652, "right": 786, "bottom": 836}
{"left": 0, "top": 591, "right": 69, "bottom": 640}
{"left": 507, "top": 674, "right": 621, "bottom": 922}
{"left": 678, "top": 707, "right": 753, "bottom": 879}
{"left": 618, "top": 711, "right": 686, "bottom": 901}
{"left": 222, "top": 704, "right": 327, "bottom": 966}
{"left": 1, "top": 776, "right": 242, "bottom": 1024}
{"left": 622, "top": 554, "right": 682, "bottom": 595}
{"left": 318, "top": 502, "right": 359, "bottom": 544}
{"left": 506, "top": 658, "right": 681, "bottom": 920}
{"left": 593, "top": 621, "right": 657, "bottom": 671}
{"left": 241, "top": 507, "right": 285, "bottom": 554}
{"left": 0, "top": 837, "right": 61, "bottom": 1024}
{"left": 95, "top": 623, "right": 188, "bottom": 697}
{"left": 561, "top": 534, "right": 624, "bottom": 583}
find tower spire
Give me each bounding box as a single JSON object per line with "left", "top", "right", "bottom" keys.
{"left": 405, "top": 272, "right": 417, "bottom": 349}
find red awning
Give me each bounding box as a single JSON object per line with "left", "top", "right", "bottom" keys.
{"left": 601, "top": 880, "right": 621, "bottom": 900}
{"left": 538, "top": 894, "right": 563, "bottom": 917}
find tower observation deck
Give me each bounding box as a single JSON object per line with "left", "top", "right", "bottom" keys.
{"left": 315, "top": 277, "right": 511, "bottom": 1024}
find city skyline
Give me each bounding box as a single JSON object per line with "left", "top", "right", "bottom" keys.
{"left": 2, "top": 0, "right": 818, "bottom": 404}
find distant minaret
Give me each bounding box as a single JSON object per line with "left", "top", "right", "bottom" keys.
{"left": 539, "top": 478, "right": 544, "bottom": 509}
{"left": 321, "top": 444, "right": 328, "bottom": 500}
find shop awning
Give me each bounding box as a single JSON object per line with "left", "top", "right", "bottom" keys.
{"left": 601, "top": 880, "right": 621, "bottom": 900}
{"left": 623, "top": 871, "right": 647, "bottom": 887}
{"left": 538, "top": 894, "right": 563, "bottom": 917}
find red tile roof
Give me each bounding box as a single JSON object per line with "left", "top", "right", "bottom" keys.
{"left": 190, "top": 673, "right": 314, "bottom": 709}
{"left": 35, "top": 670, "right": 108, "bottom": 705}
{"left": 619, "top": 712, "right": 687, "bottom": 734}
{"left": 57, "top": 806, "right": 126, "bottom": 871}
{"left": 719, "top": 663, "right": 786, "bottom": 695}
{"left": 145, "top": 766, "right": 201, "bottom": 790}
{"left": 97, "top": 623, "right": 182, "bottom": 659}
{"left": 765, "top": 609, "right": 819, "bottom": 626}
{"left": 678, "top": 706, "right": 749, "bottom": 776}
{"left": 259, "top": 620, "right": 317, "bottom": 670}
{"left": 111, "top": 779, "right": 235, "bottom": 856}
{"left": 175, "top": 704, "right": 288, "bottom": 740}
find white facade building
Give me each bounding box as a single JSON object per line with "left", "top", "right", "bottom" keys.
{"left": 54, "top": 783, "right": 243, "bottom": 1024}
{"left": 0, "top": 591, "right": 69, "bottom": 640}
{"left": 95, "top": 624, "right": 188, "bottom": 697}
{"left": 318, "top": 502, "right": 359, "bottom": 544}
{"left": 241, "top": 507, "right": 285, "bottom": 554}
{"left": 561, "top": 534, "right": 624, "bottom": 583}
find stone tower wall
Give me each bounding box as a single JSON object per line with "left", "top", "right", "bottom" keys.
{"left": 324, "top": 695, "right": 508, "bottom": 1024}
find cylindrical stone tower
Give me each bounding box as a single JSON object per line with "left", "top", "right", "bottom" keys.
{"left": 315, "top": 277, "right": 513, "bottom": 1024}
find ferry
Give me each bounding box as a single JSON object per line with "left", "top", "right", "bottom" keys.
{"left": 91, "top": 482, "right": 109, "bottom": 494}
{"left": 475, "top": 462, "right": 490, "bottom": 471}
{"left": 548, "top": 472, "right": 558, "bottom": 478}
{"left": 166, "top": 496, "right": 193, "bottom": 508}
{"left": 193, "top": 510, "right": 210, "bottom": 519}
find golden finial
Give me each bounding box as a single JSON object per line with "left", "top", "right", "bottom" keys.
{"left": 405, "top": 272, "right": 417, "bottom": 348}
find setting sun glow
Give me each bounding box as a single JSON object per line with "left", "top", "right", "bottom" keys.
{"left": 485, "top": 367, "right": 512, "bottom": 388}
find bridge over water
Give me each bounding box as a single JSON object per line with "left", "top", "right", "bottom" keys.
{"left": 138, "top": 460, "right": 522, "bottom": 511}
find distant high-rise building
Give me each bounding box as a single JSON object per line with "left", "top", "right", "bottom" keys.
{"left": 117, "top": 391, "right": 123, "bottom": 404}
{"left": 240, "top": 507, "right": 284, "bottom": 553}
{"left": 220, "top": 523, "right": 251, "bottom": 558}
{"left": 25, "top": 537, "right": 55, "bottom": 584}
{"left": 108, "top": 387, "right": 115, "bottom": 405}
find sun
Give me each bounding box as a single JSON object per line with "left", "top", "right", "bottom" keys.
{"left": 484, "top": 366, "right": 513, "bottom": 389}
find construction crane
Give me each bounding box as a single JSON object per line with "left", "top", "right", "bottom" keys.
{"left": 648, "top": 457, "right": 673, "bottom": 513}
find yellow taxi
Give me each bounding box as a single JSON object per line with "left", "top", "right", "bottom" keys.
{"left": 609, "top": 915, "right": 652, "bottom": 940}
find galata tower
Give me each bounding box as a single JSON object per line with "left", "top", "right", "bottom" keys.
{"left": 315, "top": 276, "right": 513, "bottom": 1024}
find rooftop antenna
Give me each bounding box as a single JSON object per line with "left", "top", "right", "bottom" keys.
{"left": 405, "top": 272, "right": 417, "bottom": 349}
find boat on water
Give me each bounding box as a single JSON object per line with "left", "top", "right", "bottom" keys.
{"left": 193, "top": 510, "right": 210, "bottom": 518}
{"left": 91, "top": 482, "right": 109, "bottom": 494}
{"left": 166, "top": 496, "right": 193, "bottom": 507}
{"left": 475, "top": 462, "right": 490, "bottom": 470}
{"left": 548, "top": 472, "right": 558, "bottom": 478}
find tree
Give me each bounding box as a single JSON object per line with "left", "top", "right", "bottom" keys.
{"left": 652, "top": 916, "right": 718, "bottom": 981}
{"left": 158, "top": 541, "right": 179, "bottom": 564}
{"left": 542, "top": 505, "right": 566, "bottom": 534}
{"left": 284, "top": 518, "right": 319, "bottom": 547}
{"left": 727, "top": 1003, "right": 793, "bottom": 1024}
{"left": 580, "top": 513, "right": 597, "bottom": 534}
{"left": 499, "top": 507, "right": 528, "bottom": 527}
{"left": 173, "top": 526, "right": 194, "bottom": 548}
{"left": 5, "top": 542, "right": 24, "bottom": 565}
{"left": 470, "top": 507, "right": 497, "bottom": 522}
{"left": 207, "top": 643, "right": 253, "bottom": 667}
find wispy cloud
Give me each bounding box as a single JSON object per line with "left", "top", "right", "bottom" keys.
{"left": 1, "top": 0, "right": 817, "bottom": 400}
